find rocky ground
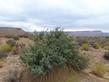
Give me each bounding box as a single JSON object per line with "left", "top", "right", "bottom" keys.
{"left": 0, "top": 55, "right": 23, "bottom": 82}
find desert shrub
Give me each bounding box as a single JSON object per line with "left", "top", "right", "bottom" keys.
{"left": 20, "top": 28, "right": 88, "bottom": 75}
{"left": 5, "top": 35, "right": 12, "bottom": 38}
{"left": 30, "top": 31, "right": 45, "bottom": 42}
{"left": 0, "top": 44, "right": 13, "bottom": 53}
{"left": 93, "top": 42, "right": 100, "bottom": 49}
{"left": 6, "top": 39, "right": 16, "bottom": 46}
{"left": 19, "top": 33, "right": 28, "bottom": 38}
{"left": 0, "top": 50, "right": 7, "bottom": 59}
{"left": 91, "top": 62, "right": 107, "bottom": 77}
{"left": 76, "top": 37, "right": 89, "bottom": 46}
{"left": 0, "top": 51, "right": 7, "bottom": 68}
{"left": 81, "top": 43, "right": 89, "bottom": 51}
{"left": 28, "top": 33, "right": 34, "bottom": 40}
{"left": 12, "top": 36, "right": 19, "bottom": 40}
{"left": 103, "top": 46, "right": 109, "bottom": 50}
{"left": 67, "top": 71, "right": 80, "bottom": 82}
{"left": 104, "top": 51, "right": 109, "bottom": 60}
{"left": 4, "top": 67, "right": 19, "bottom": 82}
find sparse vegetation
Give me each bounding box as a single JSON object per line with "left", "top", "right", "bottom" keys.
{"left": 3, "top": 67, "right": 19, "bottom": 82}
{"left": 20, "top": 28, "right": 88, "bottom": 75}
{"left": 1, "top": 28, "right": 109, "bottom": 82}
{"left": 91, "top": 62, "right": 108, "bottom": 77}
{"left": 0, "top": 50, "right": 7, "bottom": 68}
{"left": 67, "top": 71, "right": 80, "bottom": 82}
{"left": 12, "top": 36, "right": 19, "bottom": 40}
{"left": 0, "top": 44, "right": 13, "bottom": 53}
{"left": 93, "top": 42, "right": 100, "bottom": 49}
{"left": 81, "top": 43, "right": 89, "bottom": 51}
{"left": 6, "top": 39, "right": 16, "bottom": 47}
{"left": 76, "top": 36, "right": 109, "bottom": 50}
{"left": 0, "top": 51, "right": 7, "bottom": 59}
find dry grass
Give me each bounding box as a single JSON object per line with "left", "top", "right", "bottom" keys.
{"left": 91, "top": 62, "right": 108, "bottom": 77}
{"left": 20, "top": 66, "right": 80, "bottom": 82}
{"left": 4, "top": 67, "right": 18, "bottom": 82}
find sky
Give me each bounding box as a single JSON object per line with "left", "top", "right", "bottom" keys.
{"left": 0, "top": 0, "right": 109, "bottom": 32}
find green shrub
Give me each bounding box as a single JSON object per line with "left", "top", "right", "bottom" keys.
{"left": 104, "top": 51, "right": 109, "bottom": 60}
{"left": 30, "top": 31, "right": 46, "bottom": 42}
{"left": 93, "top": 42, "right": 100, "bottom": 49}
{"left": 81, "top": 43, "right": 89, "bottom": 51}
{"left": 20, "top": 28, "right": 88, "bottom": 75}
{"left": 0, "top": 44, "right": 13, "bottom": 52}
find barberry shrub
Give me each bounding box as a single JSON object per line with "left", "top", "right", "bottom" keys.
{"left": 20, "top": 28, "right": 88, "bottom": 75}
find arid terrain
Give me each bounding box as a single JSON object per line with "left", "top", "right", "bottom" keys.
{"left": 0, "top": 28, "right": 109, "bottom": 82}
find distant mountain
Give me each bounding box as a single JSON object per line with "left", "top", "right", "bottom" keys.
{"left": 0, "top": 27, "right": 108, "bottom": 37}
{"left": 31, "top": 30, "right": 109, "bottom": 37}
{"left": 65, "top": 31, "right": 109, "bottom": 37}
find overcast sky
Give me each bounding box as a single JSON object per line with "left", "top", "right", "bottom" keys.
{"left": 0, "top": 0, "right": 109, "bottom": 32}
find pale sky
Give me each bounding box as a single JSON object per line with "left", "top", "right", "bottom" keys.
{"left": 0, "top": 0, "right": 109, "bottom": 32}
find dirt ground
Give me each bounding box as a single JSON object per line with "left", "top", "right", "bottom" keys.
{"left": 0, "top": 37, "right": 109, "bottom": 82}
{"left": 0, "top": 48, "right": 108, "bottom": 82}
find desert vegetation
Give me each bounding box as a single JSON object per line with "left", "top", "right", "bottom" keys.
{"left": 91, "top": 62, "right": 108, "bottom": 77}
{"left": 76, "top": 36, "right": 109, "bottom": 50}
{"left": 0, "top": 28, "right": 109, "bottom": 82}
{"left": 20, "top": 28, "right": 88, "bottom": 75}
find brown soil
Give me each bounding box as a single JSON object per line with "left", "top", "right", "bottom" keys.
{"left": 0, "top": 48, "right": 109, "bottom": 82}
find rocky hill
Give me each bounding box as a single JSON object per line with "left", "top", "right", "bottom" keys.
{"left": 0, "top": 27, "right": 27, "bottom": 37}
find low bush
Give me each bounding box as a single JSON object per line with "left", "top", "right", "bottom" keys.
{"left": 5, "top": 35, "right": 12, "bottom": 38}
{"left": 103, "top": 46, "right": 109, "bottom": 50}
{"left": 0, "top": 50, "right": 7, "bottom": 68}
{"left": 20, "top": 28, "right": 88, "bottom": 75}
{"left": 81, "top": 43, "right": 89, "bottom": 51}
{"left": 91, "top": 62, "right": 107, "bottom": 77}
{"left": 104, "top": 51, "right": 109, "bottom": 60}
{"left": 0, "top": 44, "right": 13, "bottom": 53}
{"left": 12, "top": 36, "right": 19, "bottom": 40}
{"left": 93, "top": 42, "right": 100, "bottom": 49}
{"left": 76, "top": 37, "right": 89, "bottom": 46}
{"left": 67, "top": 70, "right": 80, "bottom": 82}
{"left": 6, "top": 39, "right": 16, "bottom": 46}
{"left": 0, "top": 50, "right": 7, "bottom": 59}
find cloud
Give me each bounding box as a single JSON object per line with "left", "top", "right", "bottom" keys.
{"left": 0, "top": 0, "right": 109, "bottom": 32}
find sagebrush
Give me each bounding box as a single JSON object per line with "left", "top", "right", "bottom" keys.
{"left": 20, "top": 28, "right": 88, "bottom": 75}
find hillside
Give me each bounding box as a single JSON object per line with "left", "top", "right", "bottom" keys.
{"left": 0, "top": 29, "right": 109, "bottom": 82}
{"left": 66, "top": 31, "right": 109, "bottom": 37}
{"left": 0, "top": 27, "right": 27, "bottom": 37}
